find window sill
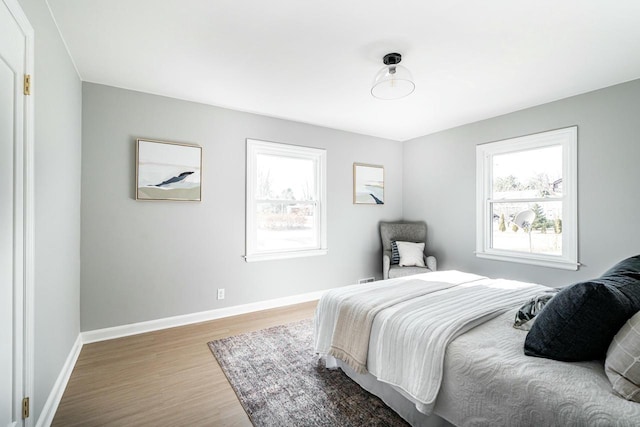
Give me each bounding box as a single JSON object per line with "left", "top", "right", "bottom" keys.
{"left": 476, "top": 251, "right": 579, "bottom": 271}
{"left": 244, "top": 248, "right": 328, "bottom": 262}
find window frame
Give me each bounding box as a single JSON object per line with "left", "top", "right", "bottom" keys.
{"left": 475, "top": 126, "right": 578, "bottom": 270}
{"left": 245, "top": 138, "right": 327, "bottom": 262}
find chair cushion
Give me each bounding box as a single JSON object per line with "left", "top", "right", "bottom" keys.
{"left": 396, "top": 241, "right": 425, "bottom": 267}
{"left": 524, "top": 255, "right": 640, "bottom": 361}
{"left": 605, "top": 310, "right": 640, "bottom": 402}
{"left": 388, "top": 265, "right": 431, "bottom": 279}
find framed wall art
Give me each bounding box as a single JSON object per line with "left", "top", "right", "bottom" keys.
{"left": 353, "top": 163, "right": 384, "bottom": 204}
{"left": 136, "top": 138, "right": 202, "bottom": 201}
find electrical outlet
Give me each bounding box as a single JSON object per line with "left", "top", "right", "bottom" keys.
{"left": 217, "top": 288, "right": 225, "bottom": 300}
{"left": 357, "top": 277, "right": 375, "bottom": 284}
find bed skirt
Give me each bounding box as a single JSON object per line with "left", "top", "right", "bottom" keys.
{"left": 326, "top": 356, "right": 454, "bottom": 427}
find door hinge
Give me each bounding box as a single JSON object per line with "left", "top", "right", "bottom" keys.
{"left": 22, "top": 397, "right": 29, "bottom": 419}
{"left": 24, "top": 74, "right": 31, "bottom": 96}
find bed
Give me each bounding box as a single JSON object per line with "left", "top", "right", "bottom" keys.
{"left": 314, "top": 270, "right": 640, "bottom": 426}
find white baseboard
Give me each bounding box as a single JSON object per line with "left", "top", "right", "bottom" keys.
{"left": 81, "top": 289, "right": 326, "bottom": 344}
{"left": 36, "top": 334, "right": 83, "bottom": 427}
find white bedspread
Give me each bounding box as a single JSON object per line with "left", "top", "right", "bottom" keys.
{"left": 435, "top": 309, "right": 640, "bottom": 426}
{"left": 314, "top": 271, "right": 550, "bottom": 415}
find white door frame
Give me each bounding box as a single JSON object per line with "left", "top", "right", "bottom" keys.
{"left": 3, "top": 0, "right": 34, "bottom": 425}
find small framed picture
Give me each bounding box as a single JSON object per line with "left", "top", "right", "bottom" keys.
{"left": 136, "top": 138, "right": 202, "bottom": 201}
{"left": 353, "top": 163, "right": 384, "bottom": 204}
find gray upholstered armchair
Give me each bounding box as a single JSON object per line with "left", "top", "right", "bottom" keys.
{"left": 380, "top": 221, "right": 437, "bottom": 279}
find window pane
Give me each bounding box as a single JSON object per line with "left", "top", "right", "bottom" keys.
{"left": 492, "top": 145, "right": 562, "bottom": 199}
{"left": 256, "top": 154, "right": 315, "bottom": 201}
{"left": 256, "top": 202, "right": 317, "bottom": 251}
{"left": 491, "top": 201, "right": 562, "bottom": 255}
{"left": 247, "top": 139, "right": 327, "bottom": 261}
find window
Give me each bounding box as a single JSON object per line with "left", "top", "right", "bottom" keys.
{"left": 476, "top": 126, "right": 578, "bottom": 270}
{"left": 245, "top": 139, "right": 327, "bottom": 262}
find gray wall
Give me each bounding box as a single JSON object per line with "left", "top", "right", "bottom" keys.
{"left": 403, "top": 79, "right": 640, "bottom": 287}
{"left": 81, "top": 83, "right": 402, "bottom": 331}
{"left": 17, "top": 0, "right": 82, "bottom": 421}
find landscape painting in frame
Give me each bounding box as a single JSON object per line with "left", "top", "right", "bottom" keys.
{"left": 353, "top": 163, "right": 384, "bottom": 204}
{"left": 136, "top": 139, "right": 202, "bottom": 201}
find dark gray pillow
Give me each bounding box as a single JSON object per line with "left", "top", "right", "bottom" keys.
{"left": 524, "top": 255, "right": 640, "bottom": 361}
{"left": 390, "top": 241, "right": 400, "bottom": 265}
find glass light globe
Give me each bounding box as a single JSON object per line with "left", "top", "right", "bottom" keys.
{"left": 371, "top": 64, "right": 415, "bottom": 100}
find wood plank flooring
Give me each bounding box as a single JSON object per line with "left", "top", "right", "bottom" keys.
{"left": 52, "top": 301, "right": 318, "bottom": 426}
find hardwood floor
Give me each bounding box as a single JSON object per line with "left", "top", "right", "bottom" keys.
{"left": 52, "top": 301, "right": 318, "bottom": 426}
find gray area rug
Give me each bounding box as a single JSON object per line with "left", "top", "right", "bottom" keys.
{"left": 208, "top": 319, "right": 408, "bottom": 426}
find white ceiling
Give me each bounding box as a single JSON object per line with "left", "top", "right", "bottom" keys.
{"left": 47, "top": 0, "right": 640, "bottom": 141}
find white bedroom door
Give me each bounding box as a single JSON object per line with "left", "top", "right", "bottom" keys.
{"left": 1, "top": 0, "right": 32, "bottom": 426}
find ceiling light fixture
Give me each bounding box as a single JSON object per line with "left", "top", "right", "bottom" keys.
{"left": 371, "top": 53, "right": 415, "bottom": 100}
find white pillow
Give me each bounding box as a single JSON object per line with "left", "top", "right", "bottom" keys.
{"left": 395, "top": 241, "right": 425, "bottom": 267}
{"left": 605, "top": 310, "right": 640, "bottom": 402}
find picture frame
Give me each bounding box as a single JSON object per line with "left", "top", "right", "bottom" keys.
{"left": 353, "top": 163, "right": 384, "bottom": 204}
{"left": 136, "top": 138, "right": 202, "bottom": 201}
